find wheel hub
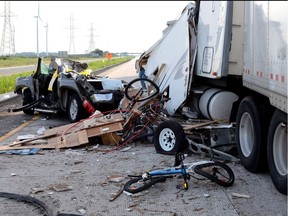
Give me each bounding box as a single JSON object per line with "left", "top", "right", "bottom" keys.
{"left": 273, "top": 123, "right": 287, "bottom": 176}
{"left": 70, "top": 99, "right": 78, "bottom": 120}
{"left": 159, "top": 128, "right": 176, "bottom": 151}
{"left": 239, "top": 112, "right": 254, "bottom": 157}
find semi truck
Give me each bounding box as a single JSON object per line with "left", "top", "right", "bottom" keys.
{"left": 136, "top": 1, "right": 287, "bottom": 195}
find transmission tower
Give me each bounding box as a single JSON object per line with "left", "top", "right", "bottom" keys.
{"left": 0, "top": 1, "right": 16, "bottom": 56}
{"left": 68, "top": 14, "right": 76, "bottom": 54}
{"left": 88, "top": 23, "right": 98, "bottom": 53}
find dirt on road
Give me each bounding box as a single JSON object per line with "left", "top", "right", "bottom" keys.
{"left": 0, "top": 143, "right": 286, "bottom": 216}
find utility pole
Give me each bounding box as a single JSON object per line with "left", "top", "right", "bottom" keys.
{"left": 34, "top": 1, "right": 43, "bottom": 57}
{"left": 68, "top": 14, "right": 76, "bottom": 54}
{"left": 0, "top": 1, "right": 16, "bottom": 56}
{"left": 44, "top": 21, "right": 48, "bottom": 56}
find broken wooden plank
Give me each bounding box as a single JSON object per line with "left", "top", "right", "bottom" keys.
{"left": 56, "top": 130, "right": 89, "bottom": 149}
{"left": 44, "top": 113, "right": 125, "bottom": 137}
{"left": 182, "top": 119, "right": 225, "bottom": 130}
{"left": 1, "top": 114, "right": 124, "bottom": 151}
{"left": 86, "top": 122, "right": 123, "bottom": 138}
{"left": 0, "top": 143, "right": 55, "bottom": 151}
{"left": 9, "top": 133, "right": 57, "bottom": 147}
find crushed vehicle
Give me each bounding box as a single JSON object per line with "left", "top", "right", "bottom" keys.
{"left": 10, "top": 57, "right": 127, "bottom": 122}
{"left": 133, "top": 1, "right": 287, "bottom": 195}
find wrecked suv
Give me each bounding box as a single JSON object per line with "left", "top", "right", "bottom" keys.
{"left": 12, "top": 57, "right": 127, "bottom": 122}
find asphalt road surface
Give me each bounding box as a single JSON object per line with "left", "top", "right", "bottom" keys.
{"left": 0, "top": 58, "right": 286, "bottom": 216}
{"left": 0, "top": 65, "right": 37, "bottom": 75}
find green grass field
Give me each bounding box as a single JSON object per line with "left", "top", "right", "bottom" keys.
{"left": 0, "top": 57, "right": 49, "bottom": 68}
{"left": 0, "top": 57, "right": 133, "bottom": 94}
{"left": 0, "top": 56, "right": 100, "bottom": 68}
{"left": 0, "top": 72, "right": 32, "bottom": 94}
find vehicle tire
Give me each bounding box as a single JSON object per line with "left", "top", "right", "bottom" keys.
{"left": 124, "top": 176, "right": 167, "bottom": 194}
{"left": 67, "top": 93, "right": 86, "bottom": 123}
{"left": 22, "top": 89, "right": 35, "bottom": 115}
{"left": 267, "top": 110, "right": 287, "bottom": 195}
{"left": 194, "top": 161, "right": 235, "bottom": 187}
{"left": 235, "top": 96, "right": 273, "bottom": 172}
{"left": 154, "top": 120, "right": 187, "bottom": 155}
{"left": 124, "top": 78, "right": 159, "bottom": 102}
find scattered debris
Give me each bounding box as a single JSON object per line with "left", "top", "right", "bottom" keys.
{"left": 0, "top": 113, "right": 125, "bottom": 151}
{"left": 16, "top": 134, "right": 36, "bottom": 141}
{"left": 120, "top": 146, "right": 133, "bottom": 152}
{"left": 107, "top": 174, "right": 126, "bottom": 183}
{"left": 41, "top": 116, "right": 50, "bottom": 121}
{"left": 109, "top": 185, "right": 124, "bottom": 202}
{"left": 50, "top": 183, "right": 73, "bottom": 192}
{"left": 78, "top": 208, "right": 86, "bottom": 214}
{"left": 70, "top": 169, "right": 82, "bottom": 174}
{"left": 194, "top": 207, "right": 204, "bottom": 212}
{"left": 231, "top": 192, "right": 251, "bottom": 199}
{"left": 37, "top": 126, "right": 46, "bottom": 135}
{"left": 74, "top": 160, "right": 84, "bottom": 165}
{"left": 0, "top": 148, "right": 41, "bottom": 155}
{"left": 31, "top": 187, "right": 44, "bottom": 194}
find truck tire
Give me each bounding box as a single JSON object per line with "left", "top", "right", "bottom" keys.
{"left": 67, "top": 93, "right": 86, "bottom": 123}
{"left": 154, "top": 120, "right": 187, "bottom": 155}
{"left": 267, "top": 110, "right": 287, "bottom": 195}
{"left": 235, "top": 96, "right": 272, "bottom": 172}
{"left": 22, "top": 89, "right": 35, "bottom": 115}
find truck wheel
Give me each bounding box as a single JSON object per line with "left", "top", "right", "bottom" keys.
{"left": 267, "top": 110, "right": 287, "bottom": 195}
{"left": 67, "top": 93, "right": 86, "bottom": 123}
{"left": 23, "top": 89, "right": 35, "bottom": 115}
{"left": 154, "top": 120, "right": 187, "bottom": 155}
{"left": 235, "top": 96, "right": 272, "bottom": 172}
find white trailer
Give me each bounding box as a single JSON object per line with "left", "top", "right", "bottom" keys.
{"left": 136, "top": 1, "right": 287, "bottom": 195}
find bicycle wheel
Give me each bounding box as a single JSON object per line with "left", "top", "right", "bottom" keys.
{"left": 194, "top": 161, "right": 235, "bottom": 187}
{"left": 124, "top": 78, "right": 160, "bottom": 102}
{"left": 124, "top": 176, "right": 167, "bottom": 194}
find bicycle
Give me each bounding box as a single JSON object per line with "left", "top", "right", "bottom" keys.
{"left": 119, "top": 77, "right": 162, "bottom": 142}
{"left": 124, "top": 153, "right": 235, "bottom": 194}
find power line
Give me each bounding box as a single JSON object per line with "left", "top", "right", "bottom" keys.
{"left": 0, "top": 1, "right": 16, "bottom": 56}
{"left": 88, "top": 23, "right": 98, "bottom": 53}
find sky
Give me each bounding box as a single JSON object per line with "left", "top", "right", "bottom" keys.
{"left": 0, "top": 1, "right": 192, "bottom": 55}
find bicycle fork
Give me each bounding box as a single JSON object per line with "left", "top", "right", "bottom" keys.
{"left": 174, "top": 153, "right": 190, "bottom": 190}
{"left": 182, "top": 166, "right": 190, "bottom": 190}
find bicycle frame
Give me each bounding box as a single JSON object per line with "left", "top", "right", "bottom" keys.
{"left": 124, "top": 154, "right": 235, "bottom": 193}
{"left": 147, "top": 160, "right": 214, "bottom": 178}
